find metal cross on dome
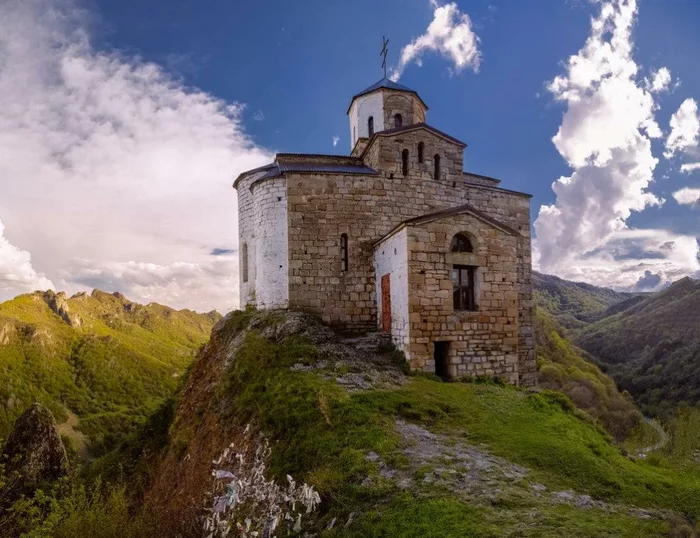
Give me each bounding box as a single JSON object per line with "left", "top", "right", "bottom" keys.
{"left": 380, "top": 36, "right": 389, "bottom": 78}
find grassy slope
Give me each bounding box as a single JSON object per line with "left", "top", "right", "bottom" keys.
{"left": 535, "top": 309, "right": 642, "bottom": 441}
{"left": 575, "top": 277, "right": 700, "bottom": 415}
{"left": 141, "top": 312, "right": 700, "bottom": 537}
{"left": 0, "top": 290, "right": 218, "bottom": 455}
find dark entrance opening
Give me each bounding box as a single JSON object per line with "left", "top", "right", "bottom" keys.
{"left": 434, "top": 341, "right": 450, "bottom": 381}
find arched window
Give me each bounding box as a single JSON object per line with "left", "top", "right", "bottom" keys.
{"left": 394, "top": 113, "right": 403, "bottom": 128}
{"left": 450, "top": 233, "right": 473, "bottom": 253}
{"left": 241, "top": 242, "right": 249, "bottom": 283}
{"left": 418, "top": 142, "right": 424, "bottom": 163}
{"left": 340, "top": 233, "right": 349, "bottom": 271}
{"left": 353, "top": 126, "right": 356, "bottom": 145}
{"left": 402, "top": 149, "right": 409, "bottom": 176}
{"left": 434, "top": 154, "right": 441, "bottom": 180}
{"left": 368, "top": 116, "right": 374, "bottom": 137}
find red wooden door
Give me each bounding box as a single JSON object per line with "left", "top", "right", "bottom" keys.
{"left": 381, "top": 274, "right": 391, "bottom": 333}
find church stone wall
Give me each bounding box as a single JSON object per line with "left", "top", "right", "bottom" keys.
{"left": 283, "top": 166, "right": 535, "bottom": 386}
{"left": 382, "top": 90, "right": 425, "bottom": 128}
{"left": 374, "top": 228, "right": 410, "bottom": 354}
{"left": 404, "top": 213, "right": 521, "bottom": 384}
{"left": 236, "top": 172, "right": 264, "bottom": 308}
{"left": 363, "top": 130, "right": 464, "bottom": 182}
{"left": 252, "top": 178, "right": 289, "bottom": 309}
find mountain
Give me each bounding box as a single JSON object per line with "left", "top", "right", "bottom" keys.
{"left": 533, "top": 271, "right": 638, "bottom": 328}
{"left": 575, "top": 277, "right": 700, "bottom": 415}
{"left": 0, "top": 289, "right": 219, "bottom": 456}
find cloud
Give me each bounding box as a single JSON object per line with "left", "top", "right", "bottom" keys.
{"left": 0, "top": 0, "right": 272, "bottom": 312}
{"left": 633, "top": 270, "right": 662, "bottom": 291}
{"left": 673, "top": 187, "right": 700, "bottom": 207}
{"left": 252, "top": 110, "right": 265, "bottom": 121}
{"left": 646, "top": 67, "right": 672, "bottom": 93}
{"left": 210, "top": 248, "right": 236, "bottom": 256}
{"left": 0, "top": 219, "right": 54, "bottom": 300}
{"left": 332, "top": 136, "right": 340, "bottom": 147}
{"left": 391, "top": 1, "right": 481, "bottom": 81}
{"left": 533, "top": 0, "right": 699, "bottom": 289}
{"left": 680, "top": 162, "right": 700, "bottom": 173}
{"left": 664, "top": 98, "right": 700, "bottom": 159}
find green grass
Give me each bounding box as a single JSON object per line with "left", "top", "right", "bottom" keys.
{"left": 210, "top": 314, "right": 700, "bottom": 536}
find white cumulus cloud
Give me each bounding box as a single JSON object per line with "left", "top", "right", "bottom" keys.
{"left": 681, "top": 162, "right": 700, "bottom": 173}
{"left": 0, "top": 219, "right": 54, "bottom": 300}
{"left": 0, "top": 0, "right": 272, "bottom": 312}
{"left": 332, "top": 136, "right": 340, "bottom": 147}
{"left": 646, "top": 67, "right": 672, "bottom": 93}
{"left": 391, "top": 1, "right": 481, "bottom": 81}
{"left": 533, "top": 0, "right": 699, "bottom": 289}
{"left": 664, "top": 98, "right": 700, "bottom": 159}
{"left": 673, "top": 187, "right": 700, "bottom": 207}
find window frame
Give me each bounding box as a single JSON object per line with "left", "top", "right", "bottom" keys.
{"left": 340, "top": 233, "right": 349, "bottom": 271}
{"left": 434, "top": 154, "right": 441, "bottom": 180}
{"left": 452, "top": 265, "right": 477, "bottom": 312}
{"left": 417, "top": 142, "right": 424, "bottom": 163}
{"left": 394, "top": 113, "right": 403, "bottom": 128}
{"left": 402, "top": 149, "right": 409, "bottom": 176}
{"left": 241, "top": 242, "right": 249, "bottom": 283}
{"left": 368, "top": 116, "right": 374, "bottom": 137}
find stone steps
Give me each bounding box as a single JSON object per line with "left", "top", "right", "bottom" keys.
{"left": 340, "top": 331, "right": 393, "bottom": 353}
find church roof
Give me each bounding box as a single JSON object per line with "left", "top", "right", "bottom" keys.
{"left": 347, "top": 77, "right": 428, "bottom": 114}
{"left": 374, "top": 203, "right": 521, "bottom": 246}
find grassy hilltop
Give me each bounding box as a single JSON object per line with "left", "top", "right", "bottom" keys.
{"left": 0, "top": 289, "right": 219, "bottom": 456}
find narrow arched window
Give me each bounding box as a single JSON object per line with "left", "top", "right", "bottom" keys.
{"left": 353, "top": 126, "right": 356, "bottom": 145}
{"left": 434, "top": 154, "right": 441, "bottom": 180}
{"left": 451, "top": 234, "right": 473, "bottom": 253}
{"left": 402, "top": 149, "right": 409, "bottom": 176}
{"left": 395, "top": 113, "right": 403, "bottom": 128}
{"left": 241, "top": 242, "right": 249, "bottom": 283}
{"left": 368, "top": 116, "right": 374, "bottom": 137}
{"left": 418, "top": 142, "right": 424, "bottom": 163}
{"left": 340, "top": 233, "right": 349, "bottom": 271}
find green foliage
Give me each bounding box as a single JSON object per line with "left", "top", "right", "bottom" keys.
{"left": 574, "top": 278, "right": 700, "bottom": 416}
{"left": 0, "top": 290, "right": 217, "bottom": 456}
{"left": 535, "top": 309, "right": 642, "bottom": 440}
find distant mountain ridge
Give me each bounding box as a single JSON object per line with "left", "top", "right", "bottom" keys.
{"left": 533, "top": 271, "right": 638, "bottom": 328}
{"left": 0, "top": 289, "right": 219, "bottom": 456}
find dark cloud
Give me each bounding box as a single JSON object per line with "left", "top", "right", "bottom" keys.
{"left": 210, "top": 248, "right": 236, "bottom": 256}
{"left": 633, "top": 270, "right": 662, "bottom": 291}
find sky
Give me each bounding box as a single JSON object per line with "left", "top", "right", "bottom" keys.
{"left": 1, "top": 0, "right": 700, "bottom": 312}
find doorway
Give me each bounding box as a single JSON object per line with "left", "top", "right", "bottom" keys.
{"left": 381, "top": 274, "right": 391, "bottom": 333}
{"left": 434, "top": 341, "right": 450, "bottom": 380}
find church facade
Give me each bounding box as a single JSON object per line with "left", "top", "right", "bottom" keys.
{"left": 234, "top": 78, "right": 536, "bottom": 386}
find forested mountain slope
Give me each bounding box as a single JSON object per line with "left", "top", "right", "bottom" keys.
{"left": 575, "top": 277, "right": 700, "bottom": 415}
{"left": 533, "top": 271, "right": 638, "bottom": 328}
{"left": 0, "top": 289, "right": 219, "bottom": 455}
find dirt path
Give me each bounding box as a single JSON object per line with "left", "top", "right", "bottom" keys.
{"left": 57, "top": 409, "right": 90, "bottom": 461}
{"left": 637, "top": 417, "right": 669, "bottom": 457}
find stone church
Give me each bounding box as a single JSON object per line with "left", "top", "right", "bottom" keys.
{"left": 234, "top": 77, "right": 536, "bottom": 386}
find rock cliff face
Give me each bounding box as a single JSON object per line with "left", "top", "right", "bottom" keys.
{"left": 0, "top": 403, "right": 68, "bottom": 503}
{"left": 40, "top": 290, "right": 83, "bottom": 327}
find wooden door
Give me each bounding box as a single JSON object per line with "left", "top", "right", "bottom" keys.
{"left": 381, "top": 274, "right": 391, "bottom": 333}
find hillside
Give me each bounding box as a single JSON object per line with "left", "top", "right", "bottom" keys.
{"left": 576, "top": 277, "right": 700, "bottom": 416}
{"left": 15, "top": 310, "right": 698, "bottom": 537}
{"left": 0, "top": 289, "right": 219, "bottom": 456}
{"left": 533, "top": 271, "right": 637, "bottom": 328}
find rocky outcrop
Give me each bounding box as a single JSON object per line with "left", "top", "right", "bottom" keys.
{"left": 0, "top": 403, "right": 68, "bottom": 504}
{"left": 0, "top": 322, "right": 13, "bottom": 345}
{"left": 41, "top": 291, "right": 83, "bottom": 327}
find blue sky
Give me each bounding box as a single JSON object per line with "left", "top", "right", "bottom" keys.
{"left": 0, "top": 0, "right": 699, "bottom": 310}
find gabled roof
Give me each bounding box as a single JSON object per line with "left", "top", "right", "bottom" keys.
{"left": 371, "top": 122, "right": 467, "bottom": 147}
{"left": 347, "top": 77, "right": 428, "bottom": 114}
{"left": 374, "top": 203, "right": 520, "bottom": 246}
